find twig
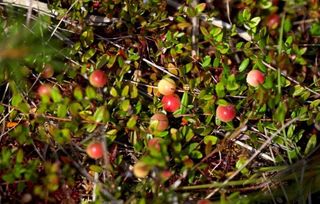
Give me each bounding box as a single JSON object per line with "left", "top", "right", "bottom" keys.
{"left": 92, "top": 172, "right": 98, "bottom": 202}
{"left": 48, "top": 0, "right": 79, "bottom": 41}
{"left": 293, "top": 18, "right": 318, "bottom": 25}
{"left": 26, "top": 0, "right": 32, "bottom": 25}
{"left": 191, "top": 0, "right": 199, "bottom": 57}
{"left": 209, "top": 150, "right": 222, "bottom": 173}
{"left": 205, "top": 117, "right": 299, "bottom": 199}
{"left": 31, "top": 140, "right": 45, "bottom": 161}
{"left": 124, "top": 80, "right": 158, "bottom": 89}
{"left": 142, "top": 58, "right": 180, "bottom": 79}
{"left": 201, "top": 15, "right": 252, "bottom": 42}
{"left": 262, "top": 61, "right": 320, "bottom": 97}
{"left": 234, "top": 140, "right": 275, "bottom": 162}
{"left": 225, "top": 0, "right": 232, "bottom": 25}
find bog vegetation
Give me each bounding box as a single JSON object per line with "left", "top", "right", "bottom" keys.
{"left": 0, "top": 0, "right": 319, "bottom": 203}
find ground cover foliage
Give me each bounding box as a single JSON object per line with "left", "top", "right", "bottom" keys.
{"left": 0, "top": 0, "right": 320, "bottom": 203}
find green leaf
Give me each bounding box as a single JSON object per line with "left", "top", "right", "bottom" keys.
{"left": 12, "top": 93, "right": 29, "bottom": 113}
{"left": 263, "top": 75, "right": 273, "bottom": 89}
{"left": 210, "top": 27, "right": 222, "bottom": 37}
{"left": 213, "top": 58, "right": 220, "bottom": 68}
{"left": 236, "top": 156, "right": 249, "bottom": 176}
{"left": 51, "top": 87, "right": 62, "bottom": 103}
{"left": 53, "top": 128, "right": 71, "bottom": 144}
{"left": 85, "top": 123, "right": 98, "bottom": 133}
{"left": 121, "top": 85, "right": 129, "bottom": 97}
{"left": 154, "top": 131, "right": 169, "bottom": 137}
{"left": 310, "top": 99, "right": 320, "bottom": 109}
{"left": 215, "top": 82, "right": 225, "bottom": 98}
{"left": 12, "top": 93, "right": 22, "bottom": 106}
{"left": 190, "top": 150, "right": 203, "bottom": 159}
{"left": 216, "top": 43, "right": 229, "bottom": 54}
{"left": 128, "top": 50, "right": 140, "bottom": 61}
{"left": 304, "top": 134, "right": 317, "bottom": 155}
{"left": 293, "top": 85, "right": 306, "bottom": 97}
{"left": 127, "top": 115, "right": 138, "bottom": 129}
{"left": 173, "top": 142, "right": 182, "bottom": 153}
{"left": 80, "top": 29, "right": 94, "bottom": 48}
{"left": 310, "top": 22, "right": 320, "bottom": 36}
{"left": 16, "top": 149, "right": 24, "bottom": 163}
{"left": 255, "top": 59, "right": 267, "bottom": 72}
{"left": 69, "top": 102, "right": 82, "bottom": 116}
{"left": 185, "top": 63, "right": 193, "bottom": 74}
{"left": 180, "top": 92, "right": 189, "bottom": 115}
{"left": 81, "top": 48, "right": 96, "bottom": 62}
{"left": 96, "top": 54, "right": 109, "bottom": 69}
{"left": 239, "top": 58, "right": 250, "bottom": 72}
{"left": 106, "top": 129, "right": 118, "bottom": 136}
{"left": 216, "top": 99, "right": 229, "bottom": 106}
{"left": 248, "top": 17, "right": 261, "bottom": 28}
{"left": 195, "top": 3, "right": 206, "bottom": 14}
{"left": 204, "top": 135, "right": 218, "bottom": 145}
{"left": 242, "top": 9, "right": 251, "bottom": 21}
{"left": 57, "top": 104, "right": 68, "bottom": 118}
{"left": 273, "top": 101, "right": 287, "bottom": 122}
{"left": 93, "top": 106, "right": 110, "bottom": 123}
{"left": 186, "top": 143, "right": 199, "bottom": 153}
{"left": 286, "top": 124, "right": 295, "bottom": 138}
{"left": 2, "top": 173, "right": 15, "bottom": 183}
{"left": 134, "top": 101, "right": 142, "bottom": 114}
{"left": 110, "top": 87, "right": 118, "bottom": 97}
{"left": 89, "top": 165, "right": 103, "bottom": 173}
{"left": 285, "top": 36, "right": 293, "bottom": 46}
{"left": 86, "top": 86, "right": 97, "bottom": 99}
{"left": 259, "top": 0, "right": 272, "bottom": 9}
{"left": 186, "top": 7, "right": 196, "bottom": 17}
{"left": 200, "top": 26, "right": 209, "bottom": 36}
{"left": 283, "top": 18, "right": 292, "bottom": 33}
{"left": 236, "top": 42, "right": 244, "bottom": 50}
{"left": 166, "top": 30, "right": 172, "bottom": 42}
{"left": 176, "top": 16, "right": 187, "bottom": 23}
{"left": 130, "top": 85, "right": 138, "bottom": 98}
{"left": 181, "top": 126, "right": 194, "bottom": 142}
{"left": 107, "top": 55, "right": 117, "bottom": 68}
{"left": 201, "top": 55, "right": 211, "bottom": 68}
{"left": 120, "top": 100, "right": 131, "bottom": 111}
{"left": 73, "top": 86, "right": 83, "bottom": 100}
{"left": 117, "top": 56, "right": 124, "bottom": 67}
{"left": 226, "top": 74, "right": 240, "bottom": 91}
